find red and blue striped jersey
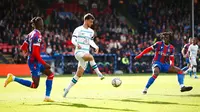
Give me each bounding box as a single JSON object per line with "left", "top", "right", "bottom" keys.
{"left": 151, "top": 41, "right": 175, "bottom": 63}
{"left": 183, "top": 43, "right": 190, "bottom": 55}
{"left": 24, "top": 29, "right": 42, "bottom": 62}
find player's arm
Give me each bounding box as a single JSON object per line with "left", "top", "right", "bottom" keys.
{"left": 71, "top": 35, "right": 78, "bottom": 46}
{"left": 20, "top": 37, "right": 28, "bottom": 52}
{"left": 32, "top": 38, "right": 50, "bottom": 69}
{"left": 134, "top": 42, "right": 156, "bottom": 60}
{"left": 181, "top": 45, "right": 186, "bottom": 57}
{"left": 169, "top": 47, "right": 175, "bottom": 66}
{"left": 71, "top": 28, "right": 81, "bottom": 49}
{"left": 186, "top": 46, "right": 191, "bottom": 58}
{"left": 20, "top": 37, "right": 29, "bottom": 56}
{"left": 89, "top": 37, "right": 99, "bottom": 54}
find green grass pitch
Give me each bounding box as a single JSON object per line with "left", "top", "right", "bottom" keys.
{"left": 0, "top": 74, "right": 200, "bottom": 112}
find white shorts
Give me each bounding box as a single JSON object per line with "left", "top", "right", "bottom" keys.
{"left": 189, "top": 57, "right": 197, "bottom": 66}
{"left": 75, "top": 51, "right": 89, "bottom": 70}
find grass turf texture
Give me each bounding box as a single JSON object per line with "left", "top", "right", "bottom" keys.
{"left": 0, "top": 74, "right": 200, "bottom": 112}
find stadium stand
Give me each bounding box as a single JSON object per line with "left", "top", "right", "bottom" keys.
{"left": 0, "top": 0, "right": 199, "bottom": 74}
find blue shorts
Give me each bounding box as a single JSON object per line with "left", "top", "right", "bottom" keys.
{"left": 152, "top": 61, "right": 170, "bottom": 73}
{"left": 186, "top": 58, "right": 189, "bottom": 64}
{"left": 28, "top": 60, "right": 45, "bottom": 77}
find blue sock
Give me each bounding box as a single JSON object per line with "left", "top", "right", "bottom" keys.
{"left": 177, "top": 74, "right": 184, "bottom": 85}
{"left": 45, "top": 73, "right": 54, "bottom": 97}
{"left": 145, "top": 76, "right": 156, "bottom": 89}
{"left": 181, "top": 66, "right": 188, "bottom": 71}
{"left": 189, "top": 71, "right": 192, "bottom": 77}
{"left": 14, "top": 77, "right": 32, "bottom": 87}
{"left": 46, "top": 79, "right": 53, "bottom": 97}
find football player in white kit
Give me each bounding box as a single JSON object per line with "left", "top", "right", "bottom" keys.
{"left": 63, "top": 13, "right": 104, "bottom": 97}
{"left": 184, "top": 37, "right": 199, "bottom": 79}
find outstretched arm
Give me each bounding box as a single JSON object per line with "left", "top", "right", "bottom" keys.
{"left": 134, "top": 46, "right": 153, "bottom": 60}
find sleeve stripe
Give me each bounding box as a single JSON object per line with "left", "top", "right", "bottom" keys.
{"left": 72, "top": 35, "right": 77, "bottom": 38}
{"left": 33, "top": 43, "right": 40, "bottom": 46}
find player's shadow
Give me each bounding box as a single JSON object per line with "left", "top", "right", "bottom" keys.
{"left": 72, "top": 97, "right": 199, "bottom": 107}
{"left": 161, "top": 94, "right": 200, "bottom": 98}
{"left": 30, "top": 102, "right": 137, "bottom": 112}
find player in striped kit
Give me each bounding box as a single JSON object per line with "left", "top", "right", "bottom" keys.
{"left": 4, "top": 17, "right": 54, "bottom": 102}
{"left": 63, "top": 13, "right": 104, "bottom": 97}
{"left": 181, "top": 38, "right": 192, "bottom": 76}
{"left": 184, "top": 37, "right": 199, "bottom": 79}
{"left": 135, "top": 32, "right": 193, "bottom": 94}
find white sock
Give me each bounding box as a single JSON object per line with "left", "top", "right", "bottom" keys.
{"left": 45, "top": 96, "right": 50, "bottom": 99}
{"left": 90, "top": 60, "right": 103, "bottom": 77}
{"left": 193, "top": 67, "right": 197, "bottom": 77}
{"left": 144, "top": 88, "right": 148, "bottom": 91}
{"left": 65, "top": 75, "right": 79, "bottom": 91}
{"left": 184, "top": 67, "right": 192, "bottom": 74}
{"left": 180, "top": 84, "right": 184, "bottom": 88}
{"left": 13, "top": 76, "right": 16, "bottom": 81}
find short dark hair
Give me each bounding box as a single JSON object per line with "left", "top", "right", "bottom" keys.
{"left": 30, "top": 17, "right": 43, "bottom": 30}
{"left": 30, "top": 17, "right": 43, "bottom": 25}
{"left": 84, "top": 13, "right": 95, "bottom": 20}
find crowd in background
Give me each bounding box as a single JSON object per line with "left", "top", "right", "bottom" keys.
{"left": 129, "top": 0, "right": 200, "bottom": 51}
{"left": 0, "top": 0, "right": 199, "bottom": 73}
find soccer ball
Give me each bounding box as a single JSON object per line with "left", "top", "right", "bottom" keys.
{"left": 112, "top": 78, "right": 122, "bottom": 87}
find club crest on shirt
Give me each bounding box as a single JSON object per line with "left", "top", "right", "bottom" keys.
{"left": 38, "top": 38, "right": 42, "bottom": 43}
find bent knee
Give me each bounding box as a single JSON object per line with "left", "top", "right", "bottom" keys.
{"left": 153, "top": 67, "right": 160, "bottom": 76}
{"left": 83, "top": 54, "right": 93, "bottom": 61}
{"left": 31, "top": 82, "right": 39, "bottom": 89}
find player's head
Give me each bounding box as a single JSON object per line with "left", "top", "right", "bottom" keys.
{"left": 83, "top": 13, "right": 95, "bottom": 28}
{"left": 192, "top": 37, "right": 198, "bottom": 45}
{"left": 30, "top": 17, "right": 44, "bottom": 31}
{"left": 188, "top": 38, "right": 192, "bottom": 44}
{"left": 160, "top": 32, "right": 173, "bottom": 45}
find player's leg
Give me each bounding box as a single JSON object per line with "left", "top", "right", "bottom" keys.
{"left": 4, "top": 63, "right": 40, "bottom": 88}
{"left": 181, "top": 58, "right": 189, "bottom": 71}
{"left": 192, "top": 65, "right": 198, "bottom": 79}
{"left": 184, "top": 58, "right": 193, "bottom": 77}
{"left": 31, "top": 75, "right": 40, "bottom": 88}
{"left": 143, "top": 66, "right": 160, "bottom": 94}
{"left": 190, "top": 58, "right": 198, "bottom": 79}
{"left": 168, "top": 66, "right": 193, "bottom": 92}
{"left": 41, "top": 64, "right": 54, "bottom": 102}
{"left": 181, "top": 66, "right": 188, "bottom": 71}
{"left": 4, "top": 73, "right": 39, "bottom": 88}
{"left": 82, "top": 54, "right": 104, "bottom": 79}
{"left": 184, "top": 66, "right": 192, "bottom": 77}
{"left": 63, "top": 65, "right": 84, "bottom": 97}
{"left": 63, "top": 52, "right": 87, "bottom": 97}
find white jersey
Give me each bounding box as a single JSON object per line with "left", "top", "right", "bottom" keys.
{"left": 188, "top": 44, "right": 199, "bottom": 58}
{"left": 71, "top": 25, "right": 98, "bottom": 54}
